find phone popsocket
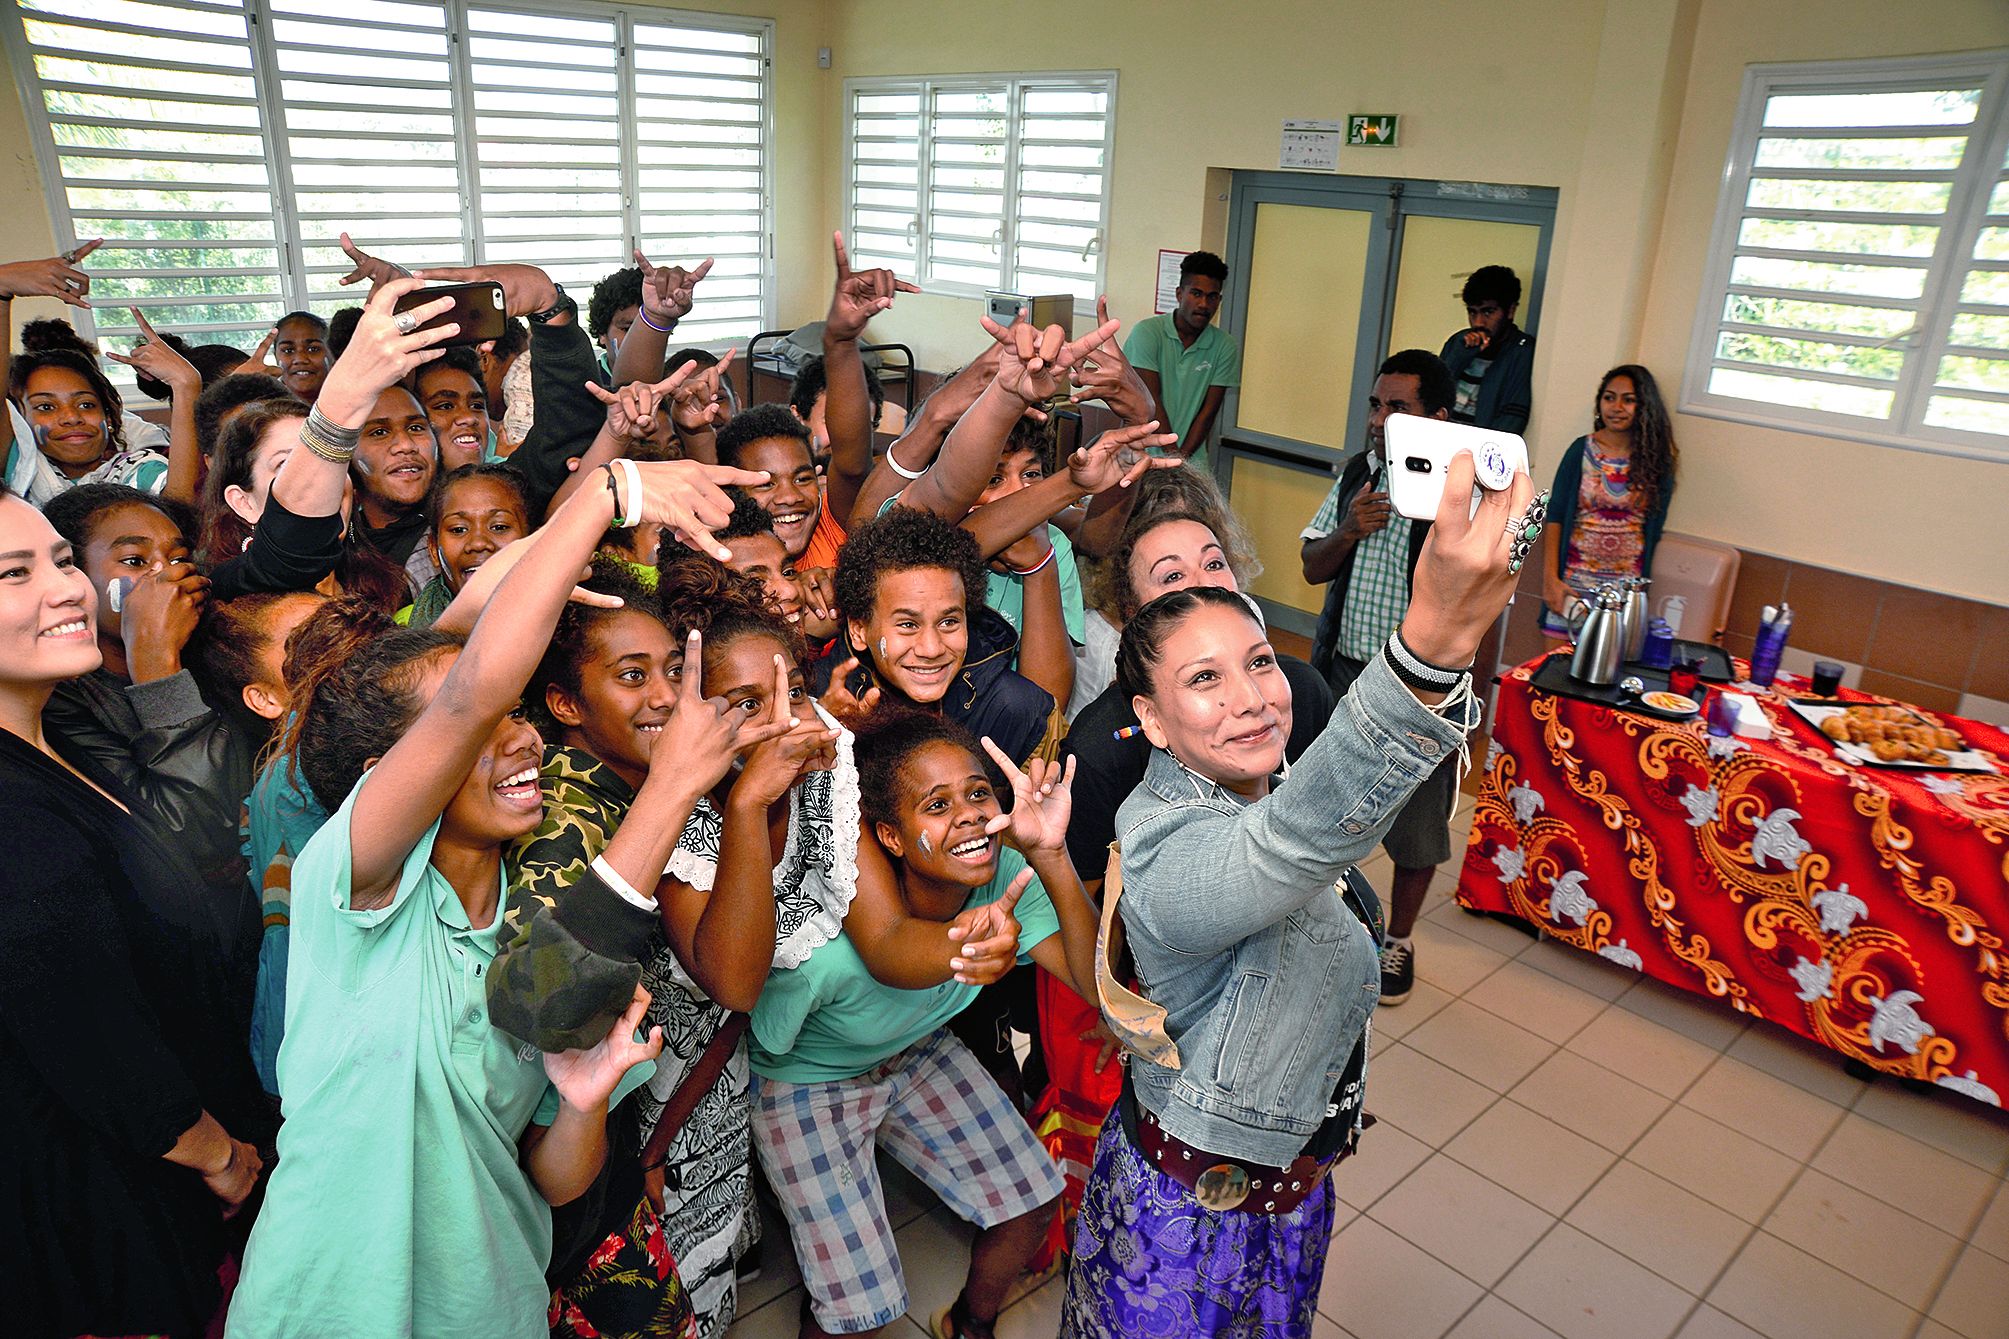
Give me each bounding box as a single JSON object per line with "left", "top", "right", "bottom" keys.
{"left": 1384, "top": 415, "right": 1529, "bottom": 522}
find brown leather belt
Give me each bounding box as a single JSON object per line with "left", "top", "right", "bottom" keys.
{"left": 1132, "top": 1103, "right": 1347, "bottom": 1215}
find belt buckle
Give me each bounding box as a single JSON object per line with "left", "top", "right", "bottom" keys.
{"left": 1195, "top": 1162, "right": 1251, "bottom": 1211}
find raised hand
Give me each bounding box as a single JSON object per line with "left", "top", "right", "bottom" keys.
{"left": 0, "top": 239, "right": 101, "bottom": 307}
{"left": 317, "top": 276, "right": 463, "bottom": 424}
{"left": 663, "top": 631, "right": 799, "bottom": 801}
{"left": 978, "top": 309, "right": 1122, "bottom": 406}
{"left": 671, "top": 348, "right": 735, "bottom": 434}
{"left": 817, "top": 652, "right": 882, "bottom": 724}
{"left": 413, "top": 262, "right": 560, "bottom": 320}
{"left": 104, "top": 307, "right": 200, "bottom": 398}
{"left": 337, "top": 232, "right": 411, "bottom": 291}
{"left": 585, "top": 361, "right": 702, "bottom": 446}
{"left": 826, "top": 231, "right": 920, "bottom": 343}
{"left": 979, "top": 737, "right": 1074, "bottom": 856}
{"left": 795, "top": 564, "right": 838, "bottom": 626}
{"left": 1067, "top": 296, "right": 1155, "bottom": 424}
{"left": 1065, "top": 420, "right": 1180, "bottom": 494}
{"left": 442, "top": 533, "right": 624, "bottom": 629}
{"left": 944, "top": 869, "right": 1029, "bottom": 985}
{"left": 542, "top": 986, "right": 665, "bottom": 1112}
{"left": 1402, "top": 451, "right": 1537, "bottom": 669}
{"left": 121, "top": 557, "right": 209, "bottom": 683}
{"left": 732, "top": 653, "right": 838, "bottom": 810}
{"left": 629, "top": 458, "right": 770, "bottom": 560}
{"left": 635, "top": 249, "right": 713, "bottom": 328}
{"left": 232, "top": 330, "right": 278, "bottom": 377}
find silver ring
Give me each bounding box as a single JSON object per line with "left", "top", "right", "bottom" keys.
{"left": 63, "top": 276, "right": 83, "bottom": 291}
{"left": 1505, "top": 489, "right": 1551, "bottom": 574}
{"left": 393, "top": 310, "right": 420, "bottom": 336}
{"left": 60, "top": 248, "right": 78, "bottom": 264}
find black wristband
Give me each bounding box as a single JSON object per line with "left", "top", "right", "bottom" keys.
{"left": 526, "top": 283, "right": 572, "bottom": 324}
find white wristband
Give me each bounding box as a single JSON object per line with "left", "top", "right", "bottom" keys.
{"left": 612, "top": 457, "right": 644, "bottom": 529}
{"left": 884, "top": 443, "right": 927, "bottom": 480}
{"left": 590, "top": 855, "right": 657, "bottom": 910}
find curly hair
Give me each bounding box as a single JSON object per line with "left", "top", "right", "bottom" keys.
{"left": 526, "top": 555, "right": 664, "bottom": 729}
{"left": 9, "top": 348, "right": 128, "bottom": 458}
{"left": 656, "top": 547, "right": 784, "bottom": 636}
{"left": 43, "top": 481, "right": 196, "bottom": 555}
{"left": 714, "top": 402, "right": 813, "bottom": 473}
{"left": 832, "top": 505, "right": 986, "bottom": 630}
{"left": 1114, "top": 585, "right": 1263, "bottom": 701}
{"left": 588, "top": 266, "right": 643, "bottom": 340}
{"left": 1593, "top": 364, "right": 1679, "bottom": 514}
{"left": 261, "top": 594, "right": 396, "bottom": 785}
{"left": 427, "top": 462, "right": 531, "bottom": 538}
{"left": 297, "top": 624, "right": 463, "bottom": 811}
{"left": 853, "top": 706, "right": 995, "bottom": 834}
{"left": 199, "top": 397, "right": 308, "bottom": 563}
{"left": 699, "top": 595, "right": 806, "bottom": 679}
{"left": 19, "top": 317, "right": 97, "bottom": 357}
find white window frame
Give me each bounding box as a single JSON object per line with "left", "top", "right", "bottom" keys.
{"left": 1682, "top": 49, "right": 2009, "bottom": 463}
{"left": 843, "top": 71, "right": 1116, "bottom": 311}
{"left": 4, "top": 0, "right": 775, "bottom": 372}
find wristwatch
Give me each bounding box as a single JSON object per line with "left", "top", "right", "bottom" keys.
{"left": 526, "top": 283, "right": 573, "bottom": 325}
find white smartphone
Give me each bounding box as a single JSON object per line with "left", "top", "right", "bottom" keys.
{"left": 1384, "top": 415, "right": 1529, "bottom": 522}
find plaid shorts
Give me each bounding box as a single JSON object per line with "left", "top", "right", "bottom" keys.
{"left": 751, "top": 1027, "right": 1065, "bottom": 1334}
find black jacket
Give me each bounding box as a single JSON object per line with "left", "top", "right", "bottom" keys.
{"left": 512, "top": 317, "right": 609, "bottom": 519}
{"left": 43, "top": 668, "right": 257, "bottom": 890}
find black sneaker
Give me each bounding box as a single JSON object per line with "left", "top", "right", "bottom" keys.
{"left": 1379, "top": 938, "right": 1414, "bottom": 1005}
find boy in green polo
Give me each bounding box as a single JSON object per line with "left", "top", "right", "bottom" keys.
{"left": 1123, "top": 250, "right": 1242, "bottom": 471}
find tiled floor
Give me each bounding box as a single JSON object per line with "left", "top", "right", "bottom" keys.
{"left": 726, "top": 801, "right": 2009, "bottom": 1339}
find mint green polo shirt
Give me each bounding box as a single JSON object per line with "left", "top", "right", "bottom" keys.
{"left": 749, "top": 847, "right": 1059, "bottom": 1084}
{"left": 985, "top": 523, "right": 1086, "bottom": 645}
{"left": 230, "top": 780, "right": 557, "bottom": 1338}
{"left": 1123, "top": 314, "right": 1242, "bottom": 469}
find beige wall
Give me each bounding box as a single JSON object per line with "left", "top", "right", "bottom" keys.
{"left": 5, "top": 0, "right": 2007, "bottom": 599}
{"left": 1637, "top": 0, "right": 2009, "bottom": 604}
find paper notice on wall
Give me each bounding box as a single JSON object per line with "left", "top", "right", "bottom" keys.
{"left": 1155, "top": 249, "right": 1189, "bottom": 314}
{"left": 1280, "top": 119, "right": 1342, "bottom": 171}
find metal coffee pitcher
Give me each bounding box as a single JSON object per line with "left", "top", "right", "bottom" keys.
{"left": 1620, "top": 576, "right": 1652, "bottom": 662}
{"left": 1570, "top": 583, "right": 1628, "bottom": 686}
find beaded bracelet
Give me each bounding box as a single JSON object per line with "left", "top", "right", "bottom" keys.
{"left": 1384, "top": 628, "right": 1468, "bottom": 695}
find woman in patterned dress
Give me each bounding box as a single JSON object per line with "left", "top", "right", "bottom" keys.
{"left": 1538, "top": 364, "right": 1679, "bottom": 636}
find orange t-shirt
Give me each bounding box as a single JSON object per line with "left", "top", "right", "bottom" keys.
{"left": 799, "top": 493, "right": 847, "bottom": 571}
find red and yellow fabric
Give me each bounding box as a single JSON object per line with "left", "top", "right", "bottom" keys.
{"left": 1030, "top": 966, "right": 1124, "bottom": 1271}
{"left": 1458, "top": 657, "right": 2009, "bottom": 1110}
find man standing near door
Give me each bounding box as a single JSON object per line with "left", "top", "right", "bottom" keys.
{"left": 1123, "top": 250, "right": 1241, "bottom": 471}
{"left": 1439, "top": 264, "right": 1536, "bottom": 433}
{"left": 1299, "top": 348, "right": 1460, "bottom": 1005}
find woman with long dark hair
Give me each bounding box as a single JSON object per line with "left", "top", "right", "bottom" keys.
{"left": 1059, "top": 454, "right": 1533, "bottom": 1336}
{"left": 1538, "top": 363, "right": 1679, "bottom": 634}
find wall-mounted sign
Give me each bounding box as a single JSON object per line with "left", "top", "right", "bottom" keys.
{"left": 1347, "top": 114, "right": 1400, "bottom": 147}
{"left": 1279, "top": 119, "right": 1342, "bottom": 171}
{"left": 1155, "top": 249, "right": 1191, "bottom": 314}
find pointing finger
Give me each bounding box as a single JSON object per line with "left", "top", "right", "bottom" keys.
{"left": 680, "top": 629, "right": 704, "bottom": 701}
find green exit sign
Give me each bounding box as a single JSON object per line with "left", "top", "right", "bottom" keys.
{"left": 1348, "top": 114, "right": 1400, "bottom": 147}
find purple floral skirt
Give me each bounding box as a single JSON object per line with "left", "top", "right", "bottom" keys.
{"left": 1059, "top": 1112, "right": 1334, "bottom": 1338}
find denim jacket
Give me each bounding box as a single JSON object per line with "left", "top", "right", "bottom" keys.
{"left": 1113, "top": 648, "right": 1468, "bottom": 1165}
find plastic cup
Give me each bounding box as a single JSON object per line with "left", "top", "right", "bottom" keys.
{"left": 1811, "top": 660, "right": 1845, "bottom": 696}
{"left": 1668, "top": 662, "right": 1700, "bottom": 697}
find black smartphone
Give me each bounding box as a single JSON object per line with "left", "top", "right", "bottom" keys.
{"left": 391, "top": 281, "right": 506, "bottom": 347}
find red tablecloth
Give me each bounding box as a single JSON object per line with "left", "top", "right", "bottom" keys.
{"left": 1457, "top": 655, "right": 2009, "bottom": 1110}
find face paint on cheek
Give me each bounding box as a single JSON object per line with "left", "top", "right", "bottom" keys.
{"left": 917, "top": 831, "right": 932, "bottom": 855}
{"left": 877, "top": 637, "right": 888, "bottom": 659}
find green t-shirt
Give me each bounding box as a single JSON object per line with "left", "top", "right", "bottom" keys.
{"left": 229, "top": 779, "right": 557, "bottom": 1339}
{"left": 985, "top": 523, "right": 1086, "bottom": 645}
{"left": 749, "top": 846, "right": 1059, "bottom": 1084}
{"left": 1123, "top": 314, "right": 1242, "bottom": 470}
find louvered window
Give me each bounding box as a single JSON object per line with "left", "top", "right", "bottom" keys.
{"left": 6, "top": 0, "right": 774, "bottom": 390}
{"left": 1686, "top": 51, "right": 2009, "bottom": 460}
{"left": 845, "top": 73, "right": 1115, "bottom": 305}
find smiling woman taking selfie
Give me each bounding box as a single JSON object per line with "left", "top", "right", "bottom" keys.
{"left": 1058, "top": 453, "right": 1537, "bottom": 1337}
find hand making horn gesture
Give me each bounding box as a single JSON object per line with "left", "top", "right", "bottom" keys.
{"left": 825, "top": 231, "right": 921, "bottom": 342}
{"left": 103, "top": 307, "right": 200, "bottom": 398}
{"left": 584, "top": 360, "right": 704, "bottom": 447}
{"left": 634, "top": 249, "right": 713, "bottom": 329}
{"left": 978, "top": 307, "right": 1123, "bottom": 407}
{"left": 0, "top": 238, "right": 101, "bottom": 308}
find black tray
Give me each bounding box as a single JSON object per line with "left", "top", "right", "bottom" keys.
{"left": 1664, "top": 639, "right": 1734, "bottom": 683}
{"left": 1527, "top": 653, "right": 1701, "bottom": 721}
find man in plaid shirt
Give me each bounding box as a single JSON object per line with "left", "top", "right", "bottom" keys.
{"left": 1300, "top": 349, "right": 1460, "bottom": 1006}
